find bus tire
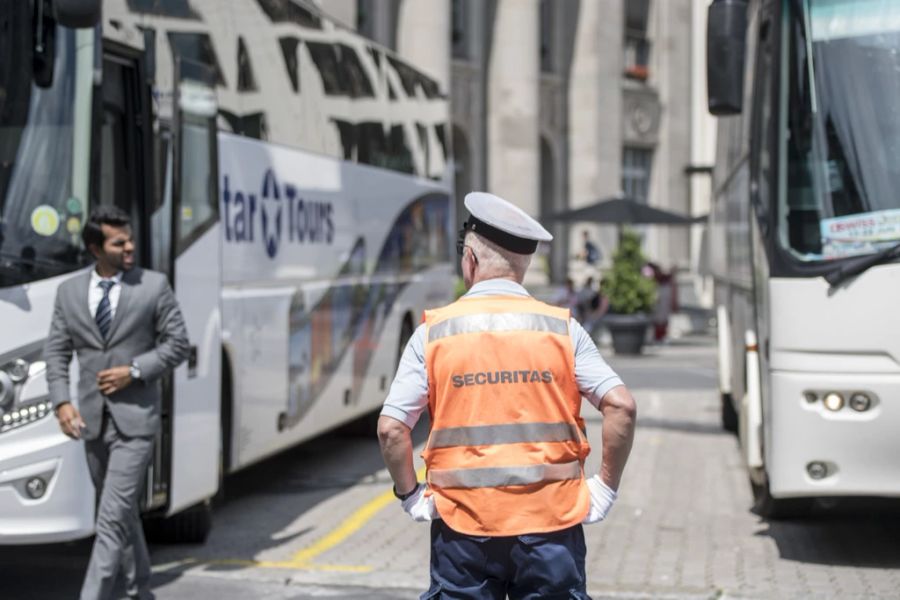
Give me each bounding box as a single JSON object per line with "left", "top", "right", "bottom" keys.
{"left": 751, "top": 474, "right": 814, "bottom": 519}
{"left": 143, "top": 500, "right": 213, "bottom": 544}
{"left": 721, "top": 392, "right": 738, "bottom": 433}
{"left": 215, "top": 349, "right": 234, "bottom": 507}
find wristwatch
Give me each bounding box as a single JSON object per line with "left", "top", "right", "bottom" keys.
{"left": 129, "top": 361, "right": 142, "bottom": 380}
{"left": 393, "top": 482, "right": 420, "bottom": 501}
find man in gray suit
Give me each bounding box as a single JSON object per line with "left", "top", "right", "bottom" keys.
{"left": 44, "top": 206, "right": 190, "bottom": 600}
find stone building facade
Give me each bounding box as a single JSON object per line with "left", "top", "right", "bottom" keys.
{"left": 319, "top": 0, "right": 714, "bottom": 288}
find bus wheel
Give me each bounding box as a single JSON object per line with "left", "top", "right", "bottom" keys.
{"left": 721, "top": 392, "right": 738, "bottom": 433}
{"left": 751, "top": 473, "right": 814, "bottom": 519}
{"left": 143, "top": 500, "right": 213, "bottom": 544}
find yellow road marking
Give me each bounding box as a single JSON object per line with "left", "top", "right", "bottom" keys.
{"left": 174, "top": 466, "right": 428, "bottom": 573}
{"left": 289, "top": 465, "right": 428, "bottom": 565}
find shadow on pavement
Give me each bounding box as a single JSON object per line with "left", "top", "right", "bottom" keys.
{"left": 755, "top": 500, "right": 900, "bottom": 568}
{"left": 148, "top": 413, "right": 432, "bottom": 572}
{"left": 0, "top": 414, "right": 430, "bottom": 599}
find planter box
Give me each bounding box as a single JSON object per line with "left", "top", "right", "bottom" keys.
{"left": 604, "top": 313, "right": 650, "bottom": 355}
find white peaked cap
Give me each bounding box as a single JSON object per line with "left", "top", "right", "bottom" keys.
{"left": 463, "top": 192, "right": 553, "bottom": 254}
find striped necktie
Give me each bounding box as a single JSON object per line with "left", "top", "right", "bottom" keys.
{"left": 95, "top": 280, "right": 115, "bottom": 340}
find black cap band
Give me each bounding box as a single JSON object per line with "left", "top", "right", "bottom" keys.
{"left": 465, "top": 215, "right": 538, "bottom": 254}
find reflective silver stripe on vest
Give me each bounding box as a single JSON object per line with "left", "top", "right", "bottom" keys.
{"left": 428, "top": 312, "right": 569, "bottom": 342}
{"left": 428, "top": 460, "right": 583, "bottom": 489}
{"left": 427, "top": 422, "right": 583, "bottom": 449}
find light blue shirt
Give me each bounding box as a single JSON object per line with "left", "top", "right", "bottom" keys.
{"left": 381, "top": 279, "right": 624, "bottom": 428}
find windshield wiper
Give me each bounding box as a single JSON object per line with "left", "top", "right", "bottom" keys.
{"left": 825, "top": 240, "right": 900, "bottom": 287}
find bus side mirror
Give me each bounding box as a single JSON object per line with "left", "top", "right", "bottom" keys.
{"left": 54, "top": 0, "right": 101, "bottom": 29}
{"left": 707, "top": 0, "right": 748, "bottom": 116}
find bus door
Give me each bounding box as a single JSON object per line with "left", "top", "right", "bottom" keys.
{"left": 165, "top": 58, "right": 222, "bottom": 516}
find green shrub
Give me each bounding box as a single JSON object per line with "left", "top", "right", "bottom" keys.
{"left": 454, "top": 277, "right": 467, "bottom": 299}
{"left": 600, "top": 230, "right": 657, "bottom": 314}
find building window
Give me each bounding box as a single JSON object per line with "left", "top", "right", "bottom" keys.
{"left": 127, "top": 0, "right": 200, "bottom": 20}
{"left": 624, "top": 34, "right": 650, "bottom": 81}
{"left": 279, "top": 37, "right": 300, "bottom": 93}
{"left": 167, "top": 31, "right": 226, "bottom": 86}
{"left": 237, "top": 36, "right": 258, "bottom": 92}
{"left": 451, "top": 0, "right": 468, "bottom": 59}
{"left": 255, "top": 0, "right": 321, "bottom": 28}
{"left": 624, "top": 0, "right": 650, "bottom": 81}
{"left": 357, "top": 0, "right": 374, "bottom": 40}
{"left": 539, "top": 0, "right": 554, "bottom": 72}
{"left": 622, "top": 147, "right": 653, "bottom": 203}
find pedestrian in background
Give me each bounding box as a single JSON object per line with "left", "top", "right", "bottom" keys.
{"left": 44, "top": 206, "right": 190, "bottom": 600}
{"left": 579, "top": 277, "right": 610, "bottom": 340}
{"left": 643, "top": 261, "right": 678, "bottom": 342}
{"left": 577, "top": 277, "right": 598, "bottom": 321}
{"left": 377, "top": 192, "right": 637, "bottom": 599}
{"left": 555, "top": 276, "right": 580, "bottom": 317}
{"left": 581, "top": 230, "right": 601, "bottom": 265}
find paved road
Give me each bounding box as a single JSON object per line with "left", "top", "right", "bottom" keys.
{"left": 3, "top": 336, "right": 900, "bottom": 599}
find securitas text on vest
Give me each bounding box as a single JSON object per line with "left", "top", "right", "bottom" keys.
{"left": 451, "top": 370, "right": 553, "bottom": 387}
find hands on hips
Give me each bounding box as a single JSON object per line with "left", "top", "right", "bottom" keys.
{"left": 583, "top": 475, "right": 617, "bottom": 524}
{"left": 401, "top": 484, "right": 441, "bottom": 522}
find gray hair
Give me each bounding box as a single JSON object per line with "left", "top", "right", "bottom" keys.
{"left": 466, "top": 231, "right": 532, "bottom": 281}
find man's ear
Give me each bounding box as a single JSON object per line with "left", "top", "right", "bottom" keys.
{"left": 87, "top": 243, "right": 102, "bottom": 259}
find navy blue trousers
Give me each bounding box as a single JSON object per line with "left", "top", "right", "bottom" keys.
{"left": 422, "top": 520, "right": 592, "bottom": 600}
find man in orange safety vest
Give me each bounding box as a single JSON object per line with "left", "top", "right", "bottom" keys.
{"left": 378, "top": 192, "right": 637, "bottom": 599}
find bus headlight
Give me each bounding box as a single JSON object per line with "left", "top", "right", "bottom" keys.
{"left": 823, "top": 392, "right": 844, "bottom": 412}
{"left": 849, "top": 393, "right": 872, "bottom": 412}
{"left": 0, "top": 354, "right": 53, "bottom": 434}
{"left": 807, "top": 461, "right": 829, "bottom": 480}
{"left": 7, "top": 359, "right": 30, "bottom": 383}
{"left": 25, "top": 476, "right": 47, "bottom": 499}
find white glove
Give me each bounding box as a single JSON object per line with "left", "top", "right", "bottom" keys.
{"left": 400, "top": 484, "right": 441, "bottom": 522}
{"left": 582, "top": 475, "right": 617, "bottom": 524}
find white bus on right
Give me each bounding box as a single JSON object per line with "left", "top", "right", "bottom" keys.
{"left": 705, "top": 0, "right": 900, "bottom": 518}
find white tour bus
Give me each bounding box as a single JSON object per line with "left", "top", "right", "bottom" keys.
{"left": 706, "top": 0, "right": 900, "bottom": 517}
{"left": 0, "top": 0, "right": 453, "bottom": 543}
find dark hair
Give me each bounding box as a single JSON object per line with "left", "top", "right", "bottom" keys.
{"left": 82, "top": 206, "right": 131, "bottom": 250}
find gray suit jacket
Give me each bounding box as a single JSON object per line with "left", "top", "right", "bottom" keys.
{"left": 44, "top": 267, "right": 190, "bottom": 440}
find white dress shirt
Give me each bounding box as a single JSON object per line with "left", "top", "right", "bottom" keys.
{"left": 381, "top": 278, "right": 624, "bottom": 429}
{"left": 88, "top": 269, "right": 124, "bottom": 321}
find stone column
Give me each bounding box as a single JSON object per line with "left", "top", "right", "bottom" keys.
{"left": 690, "top": 0, "right": 716, "bottom": 307}
{"left": 396, "top": 0, "right": 451, "bottom": 91}
{"left": 567, "top": 0, "right": 623, "bottom": 268}
{"left": 487, "top": 0, "right": 540, "bottom": 217}
{"left": 648, "top": 0, "right": 693, "bottom": 271}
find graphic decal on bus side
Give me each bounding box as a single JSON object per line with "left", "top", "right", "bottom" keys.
{"left": 280, "top": 192, "right": 450, "bottom": 430}
{"left": 222, "top": 170, "right": 335, "bottom": 258}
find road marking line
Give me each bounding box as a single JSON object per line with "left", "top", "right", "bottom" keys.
{"left": 172, "top": 466, "right": 428, "bottom": 573}
{"left": 289, "top": 465, "right": 428, "bottom": 565}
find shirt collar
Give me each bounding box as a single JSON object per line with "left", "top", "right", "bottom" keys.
{"left": 90, "top": 268, "right": 123, "bottom": 287}
{"left": 463, "top": 278, "right": 531, "bottom": 298}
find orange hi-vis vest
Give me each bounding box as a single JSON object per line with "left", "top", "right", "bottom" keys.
{"left": 422, "top": 295, "right": 591, "bottom": 536}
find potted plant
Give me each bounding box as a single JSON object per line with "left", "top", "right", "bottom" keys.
{"left": 599, "top": 230, "right": 657, "bottom": 354}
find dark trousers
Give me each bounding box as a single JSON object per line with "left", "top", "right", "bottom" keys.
{"left": 81, "top": 409, "right": 154, "bottom": 600}
{"left": 422, "top": 520, "right": 591, "bottom": 600}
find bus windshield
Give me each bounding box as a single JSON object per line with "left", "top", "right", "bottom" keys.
{"left": 781, "top": 0, "right": 900, "bottom": 261}
{"left": 0, "top": 27, "right": 87, "bottom": 287}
